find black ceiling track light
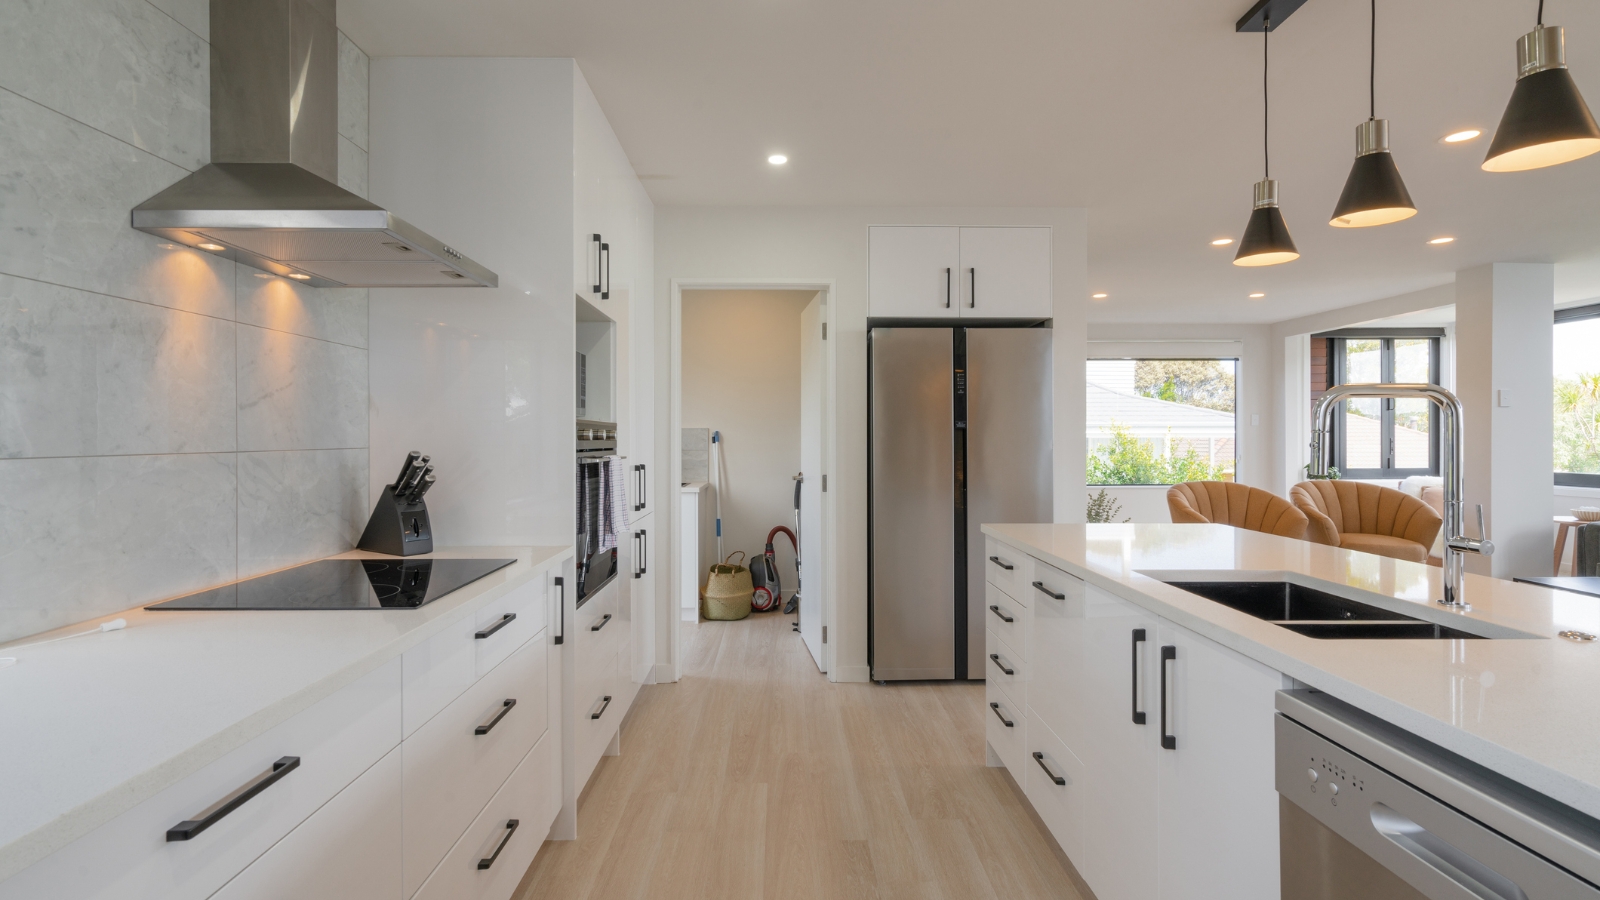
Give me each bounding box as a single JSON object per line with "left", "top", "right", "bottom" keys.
{"left": 1483, "top": 0, "right": 1600, "bottom": 172}
{"left": 1235, "top": 15, "right": 1300, "bottom": 267}
{"left": 1331, "top": 0, "right": 1416, "bottom": 227}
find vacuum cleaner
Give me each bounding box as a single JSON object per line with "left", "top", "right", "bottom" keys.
{"left": 750, "top": 524, "right": 796, "bottom": 612}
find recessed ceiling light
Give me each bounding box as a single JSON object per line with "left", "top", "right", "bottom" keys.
{"left": 1441, "top": 129, "right": 1482, "bottom": 143}
{"left": 1211, "top": 238, "right": 1234, "bottom": 246}
{"left": 286, "top": 273, "right": 311, "bottom": 280}
{"left": 197, "top": 242, "right": 226, "bottom": 252}
{"left": 1091, "top": 292, "right": 1108, "bottom": 299}
{"left": 1428, "top": 236, "right": 1455, "bottom": 244}
{"left": 1248, "top": 292, "right": 1266, "bottom": 299}
{"left": 253, "top": 272, "right": 274, "bottom": 279}
{"left": 768, "top": 154, "right": 788, "bottom": 165}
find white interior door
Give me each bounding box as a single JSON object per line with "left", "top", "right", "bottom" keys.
{"left": 799, "top": 293, "right": 825, "bottom": 669}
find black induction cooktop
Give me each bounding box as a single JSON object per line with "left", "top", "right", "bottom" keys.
{"left": 146, "top": 558, "right": 517, "bottom": 611}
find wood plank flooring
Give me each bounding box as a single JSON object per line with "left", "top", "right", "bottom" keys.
{"left": 514, "top": 613, "right": 1083, "bottom": 900}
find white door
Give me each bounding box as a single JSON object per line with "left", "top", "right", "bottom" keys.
{"left": 798, "top": 293, "right": 825, "bottom": 669}
{"left": 1155, "top": 621, "right": 1283, "bottom": 900}
{"left": 958, "top": 227, "right": 1051, "bottom": 319}
{"left": 868, "top": 226, "right": 960, "bottom": 318}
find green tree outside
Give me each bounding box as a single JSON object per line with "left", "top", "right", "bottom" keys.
{"left": 1556, "top": 373, "right": 1600, "bottom": 474}
{"left": 1087, "top": 422, "right": 1231, "bottom": 485}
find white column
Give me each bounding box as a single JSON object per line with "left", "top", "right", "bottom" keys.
{"left": 1454, "top": 264, "right": 1554, "bottom": 577}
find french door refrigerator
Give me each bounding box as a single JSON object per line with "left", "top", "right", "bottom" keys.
{"left": 868, "top": 325, "right": 1053, "bottom": 681}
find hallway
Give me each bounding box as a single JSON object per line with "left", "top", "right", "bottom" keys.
{"left": 515, "top": 613, "right": 1082, "bottom": 900}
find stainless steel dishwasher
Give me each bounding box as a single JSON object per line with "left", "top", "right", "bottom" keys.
{"left": 1276, "top": 690, "right": 1600, "bottom": 899}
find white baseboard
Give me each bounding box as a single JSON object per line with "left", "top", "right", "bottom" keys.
{"left": 680, "top": 607, "right": 698, "bottom": 622}
{"left": 650, "top": 662, "right": 676, "bottom": 683}
{"left": 830, "top": 665, "right": 870, "bottom": 683}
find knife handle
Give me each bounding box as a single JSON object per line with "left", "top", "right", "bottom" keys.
{"left": 393, "top": 451, "right": 421, "bottom": 489}
{"left": 402, "top": 461, "right": 431, "bottom": 495}
{"left": 411, "top": 474, "right": 436, "bottom": 503}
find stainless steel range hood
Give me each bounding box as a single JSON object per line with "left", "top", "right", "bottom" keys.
{"left": 131, "top": 0, "right": 496, "bottom": 289}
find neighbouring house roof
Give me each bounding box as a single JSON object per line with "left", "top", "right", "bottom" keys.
{"left": 1087, "top": 381, "right": 1235, "bottom": 435}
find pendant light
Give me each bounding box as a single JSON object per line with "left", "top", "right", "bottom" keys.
{"left": 1483, "top": 0, "right": 1600, "bottom": 172}
{"left": 1330, "top": 0, "right": 1416, "bottom": 227}
{"left": 1235, "top": 17, "right": 1299, "bottom": 267}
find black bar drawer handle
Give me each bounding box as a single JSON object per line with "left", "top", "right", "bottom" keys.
{"left": 167, "top": 756, "right": 300, "bottom": 841}
{"left": 989, "top": 701, "right": 1014, "bottom": 728}
{"left": 945, "top": 266, "right": 952, "bottom": 308}
{"left": 476, "top": 613, "right": 516, "bottom": 640}
{"left": 1032, "top": 751, "right": 1066, "bottom": 786}
{"left": 1131, "top": 628, "right": 1147, "bottom": 725}
{"left": 553, "top": 576, "right": 564, "bottom": 646}
{"left": 988, "top": 653, "right": 1014, "bottom": 676}
{"left": 477, "top": 819, "right": 520, "bottom": 870}
{"left": 1161, "top": 645, "right": 1177, "bottom": 750}
{"left": 591, "top": 612, "right": 612, "bottom": 632}
{"left": 1032, "top": 580, "right": 1065, "bottom": 600}
{"left": 969, "top": 267, "right": 977, "bottom": 308}
{"left": 988, "top": 604, "right": 1014, "bottom": 624}
{"left": 988, "top": 555, "right": 1014, "bottom": 571}
{"left": 475, "top": 699, "right": 517, "bottom": 736}
{"left": 600, "top": 242, "right": 610, "bottom": 299}
{"left": 591, "top": 234, "right": 602, "bottom": 293}
{"left": 590, "top": 694, "right": 613, "bottom": 720}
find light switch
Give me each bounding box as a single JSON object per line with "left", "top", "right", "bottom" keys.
{"left": 1497, "top": 390, "right": 1512, "bottom": 408}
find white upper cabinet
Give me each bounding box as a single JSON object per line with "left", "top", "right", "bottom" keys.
{"left": 869, "top": 226, "right": 960, "bottom": 318}
{"left": 957, "top": 227, "right": 1051, "bottom": 319}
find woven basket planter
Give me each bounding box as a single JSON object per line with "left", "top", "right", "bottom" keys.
{"left": 701, "top": 551, "right": 753, "bottom": 621}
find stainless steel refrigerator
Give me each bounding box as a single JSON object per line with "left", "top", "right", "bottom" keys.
{"left": 869, "top": 326, "right": 1053, "bottom": 681}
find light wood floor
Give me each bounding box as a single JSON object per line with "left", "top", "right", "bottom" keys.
{"left": 513, "top": 613, "right": 1084, "bottom": 900}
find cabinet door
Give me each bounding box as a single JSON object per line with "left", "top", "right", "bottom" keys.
{"left": 1155, "top": 622, "right": 1282, "bottom": 900}
{"left": 957, "top": 227, "right": 1051, "bottom": 319}
{"left": 1081, "top": 586, "right": 1160, "bottom": 900}
{"left": 868, "top": 226, "right": 960, "bottom": 318}
{"left": 629, "top": 518, "right": 654, "bottom": 684}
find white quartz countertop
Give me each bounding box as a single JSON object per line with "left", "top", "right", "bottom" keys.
{"left": 983, "top": 523, "right": 1600, "bottom": 820}
{"left": 0, "top": 545, "right": 571, "bottom": 882}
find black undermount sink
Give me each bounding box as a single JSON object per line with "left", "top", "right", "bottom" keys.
{"left": 1165, "top": 581, "right": 1483, "bottom": 640}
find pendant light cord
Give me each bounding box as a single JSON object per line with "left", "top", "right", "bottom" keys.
{"left": 1264, "top": 18, "right": 1270, "bottom": 178}
{"left": 1538, "top": 0, "right": 1544, "bottom": 26}
{"left": 1370, "top": 0, "right": 1376, "bottom": 119}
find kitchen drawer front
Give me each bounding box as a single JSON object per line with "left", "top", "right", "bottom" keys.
{"left": 576, "top": 646, "right": 622, "bottom": 786}
{"left": 1024, "top": 715, "right": 1087, "bottom": 864}
{"left": 984, "top": 682, "right": 1024, "bottom": 777}
{"left": 984, "top": 628, "right": 1026, "bottom": 713}
{"left": 402, "top": 606, "right": 482, "bottom": 739}
{"left": 474, "top": 577, "right": 545, "bottom": 680}
{"left": 402, "top": 637, "right": 549, "bottom": 898}
{"left": 412, "top": 732, "right": 560, "bottom": 900}
{"left": 983, "top": 580, "right": 1030, "bottom": 659}
{"left": 0, "top": 660, "right": 401, "bottom": 900}
{"left": 208, "top": 746, "right": 401, "bottom": 900}
{"left": 984, "top": 539, "right": 1028, "bottom": 604}
{"left": 1028, "top": 558, "right": 1085, "bottom": 611}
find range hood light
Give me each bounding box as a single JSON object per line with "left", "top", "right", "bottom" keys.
{"left": 286, "top": 273, "right": 311, "bottom": 280}
{"left": 197, "top": 243, "right": 226, "bottom": 252}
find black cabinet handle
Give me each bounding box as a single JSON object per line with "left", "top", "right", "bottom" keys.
{"left": 476, "top": 613, "right": 516, "bottom": 640}
{"left": 988, "top": 653, "right": 1014, "bottom": 676}
{"left": 1131, "top": 628, "right": 1147, "bottom": 725}
{"left": 989, "top": 701, "right": 1014, "bottom": 728}
{"left": 988, "top": 555, "right": 1014, "bottom": 571}
{"left": 945, "top": 267, "right": 952, "bottom": 308}
{"left": 1032, "top": 580, "right": 1065, "bottom": 600}
{"left": 591, "top": 234, "right": 602, "bottom": 293}
{"left": 969, "top": 267, "right": 976, "bottom": 308}
{"left": 640, "top": 529, "right": 647, "bottom": 575}
{"left": 167, "top": 756, "right": 300, "bottom": 841}
{"left": 1032, "top": 751, "right": 1066, "bottom": 786}
{"left": 475, "top": 699, "right": 517, "bottom": 736}
{"left": 640, "top": 464, "right": 647, "bottom": 511}
{"left": 1160, "top": 645, "right": 1177, "bottom": 750}
{"left": 553, "top": 576, "right": 564, "bottom": 646}
{"left": 591, "top": 612, "right": 612, "bottom": 632}
{"left": 477, "top": 819, "right": 520, "bottom": 870}
{"left": 590, "top": 694, "right": 613, "bottom": 720}
{"left": 600, "top": 242, "right": 610, "bottom": 299}
{"left": 988, "top": 604, "right": 1014, "bottom": 624}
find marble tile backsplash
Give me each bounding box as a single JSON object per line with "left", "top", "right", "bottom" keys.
{"left": 0, "top": 2, "right": 376, "bottom": 643}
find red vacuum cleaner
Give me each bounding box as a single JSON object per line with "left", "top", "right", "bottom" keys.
{"left": 750, "top": 525, "right": 796, "bottom": 612}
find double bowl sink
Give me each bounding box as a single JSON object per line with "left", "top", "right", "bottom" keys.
{"left": 1161, "top": 580, "right": 1488, "bottom": 640}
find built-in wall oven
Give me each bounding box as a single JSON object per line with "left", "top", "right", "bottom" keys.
{"left": 1276, "top": 689, "right": 1600, "bottom": 899}
{"left": 576, "top": 420, "right": 618, "bottom": 605}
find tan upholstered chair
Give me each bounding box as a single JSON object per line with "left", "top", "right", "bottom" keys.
{"left": 1289, "top": 481, "right": 1443, "bottom": 564}
{"left": 1166, "top": 482, "right": 1309, "bottom": 539}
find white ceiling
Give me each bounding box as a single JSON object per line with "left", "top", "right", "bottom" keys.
{"left": 340, "top": 0, "right": 1600, "bottom": 324}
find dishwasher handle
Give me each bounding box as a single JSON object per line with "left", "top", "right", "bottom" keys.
{"left": 1370, "top": 803, "right": 1529, "bottom": 900}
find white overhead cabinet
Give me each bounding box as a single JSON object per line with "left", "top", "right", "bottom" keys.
{"left": 868, "top": 226, "right": 1051, "bottom": 319}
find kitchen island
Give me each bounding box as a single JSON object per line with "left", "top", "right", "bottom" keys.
{"left": 981, "top": 522, "right": 1600, "bottom": 899}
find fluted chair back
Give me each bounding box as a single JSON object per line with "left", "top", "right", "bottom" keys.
{"left": 1166, "top": 482, "right": 1308, "bottom": 539}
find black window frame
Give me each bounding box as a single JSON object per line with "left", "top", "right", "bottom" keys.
{"left": 1321, "top": 329, "right": 1442, "bottom": 480}
{"left": 1555, "top": 303, "right": 1600, "bottom": 487}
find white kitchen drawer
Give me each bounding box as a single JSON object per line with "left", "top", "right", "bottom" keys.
{"left": 208, "top": 747, "right": 401, "bottom": 900}
{"left": 1024, "top": 716, "right": 1087, "bottom": 864}
{"left": 984, "top": 539, "right": 1028, "bottom": 604}
{"left": 0, "top": 660, "right": 401, "bottom": 900}
{"left": 576, "top": 646, "right": 622, "bottom": 786}
{"left": 1029, "top": 558, "right": 1084, "bottom": 611}
{"left": 983, "top": 580, "right": 1030, "bottom": 659}
{"left": 984, "top": 628, "right": 1026, "bottom": 713}
{"left": 475, "top": 578, "right": 545, "bottom": 680}
{"left": 574, "top": 581, "right": 618, "bottom": 642}
{"left": 984, "top": 683, "right": 1024, "bottom": 777}
{"left": 1027, "top": 562, "right": 1089, "bottom": 754}
{"left": 402, "top": 636, "right": 549, "bottom": 898}
{"left": 412, "top": 733, "right": 560, "bottom": 900}
{"left": 402, "top": 606, "right": 482, "bottom": 739}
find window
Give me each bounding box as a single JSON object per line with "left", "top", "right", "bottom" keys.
{"left": 1086, "top": 359, "right": 1237, "bottom": 485}
{"left": 1556, "top": 304, "right": 1600, "bottom": 487}
{"left": 1318, "top": 331, "right": 1441, "bottom": 479}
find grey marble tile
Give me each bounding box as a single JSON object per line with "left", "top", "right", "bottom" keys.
{"left": 237, "top": 325, "right": 368, "bottom": 452}
{"left": 237, "top": 449, "right": 367, "bottom": 579}
{"left": 144, "top": 0, "right": 206, "bottom": 40}
{"left": 237, "top": 269, "right": 368, "bottom": 349}
{"left": 337, "top": 135, "right": 368, "bottom": 199}
{"left": 0, "top": 0, "right": 209, "bottom": 171}
{"left": 338, "top": 31, "right": 369, "bottom": 151}
{"left": 0, "top": 274, "right": 236, "bottom": 458}
{"left": 0, "top": 452, "right": 237, "bottom": 643}
{"left": 0, "top": 90, "right": 236, "bottom": 318}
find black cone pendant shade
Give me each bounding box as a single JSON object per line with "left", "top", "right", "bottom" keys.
{"left": 1331, "top": 119, "right": 1416, "bottom": 227}
{"left": 1236, "top": 179, "right": 1299, "bottom": 266}
{"left": 1484, "top": 26, "right": 1600, "bottom": 172}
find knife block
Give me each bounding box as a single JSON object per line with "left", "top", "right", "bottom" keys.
{"left": 357, "top": 486, "right": 433, "bottom": 556}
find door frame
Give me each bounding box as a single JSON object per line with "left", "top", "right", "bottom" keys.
{"left": 666, "top": 279, "right": 839, "bottom": 682}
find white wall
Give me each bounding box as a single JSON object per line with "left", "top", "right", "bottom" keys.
{"left": 656, "top": 207, "right": 1088, "bottom": 682}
